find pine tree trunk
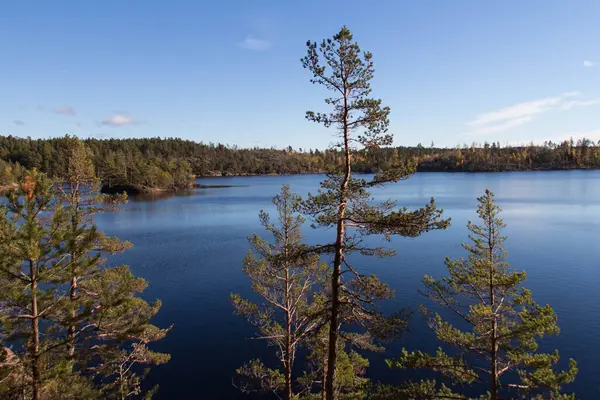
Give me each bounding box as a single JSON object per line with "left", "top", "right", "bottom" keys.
{"left": 489, "top": 211, "right": 498, "bottom": 400}
{"left": 68, "top": 275, "right": 77, "bottom": 357}
{"left": 30, "top": 260, "right": 41, "bottom": 400}
{"left": 325, "top": 92, "right": 351, "bottom": 400}
{"left": 491, "top": 294, "right": 498, "bottom": 400}
{"left": 68, "top": 188, "right": 80, "bottom": 359}
{"left": 284, "top": 222, "right": 293, "bottom": 400}
{"left": 284, "top": 361, "right": 292, "bottom": 400}
{"left": 325, "top": 232, "right": 343, "bottom": 400}
{"left": 284, "top": 279, "right": 293, "bottom": 400}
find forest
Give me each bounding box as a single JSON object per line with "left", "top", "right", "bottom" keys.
{"left": 0, "top": 26, "right": 581, "bottom": 400}
{"left": 1, "top": 134, "right": 600, "bottom": 193}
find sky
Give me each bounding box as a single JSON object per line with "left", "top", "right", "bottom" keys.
{"left": 1, "top": 1, "right": 600, "bottom": 149}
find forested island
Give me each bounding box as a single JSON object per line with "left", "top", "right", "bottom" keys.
{"left": 1, "top": 134, "right": 599, "bottom": 193}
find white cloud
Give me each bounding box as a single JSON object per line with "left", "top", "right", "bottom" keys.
{"left": 13, "top": 120, "right": 25, "bottom": 126}
{"left": 53, "top": 106, "right": 76, "bottom": 116}
{"left": 471, "top": 116, "right": 533, "bottom": 135}
{"left": 101, "top": 114, "right": 136, "bottom": 127}
{"left": 467, "top": 92, "right": 600, "bottom": 135}
{"left": 583, "top": 60, "right": 595, "bottom": 67}
{"left": 561, "top": 98, "right": 600, "bottom": 110}
{"left": 468, "top": 96, "right": 562, "bottom": 128}
{"left": 238, "top": 36, "right": 272, "bottom": 51}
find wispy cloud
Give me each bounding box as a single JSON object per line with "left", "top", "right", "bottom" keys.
{"left": 238, "top": 36, "right": 272, "bottom": 51}
{"left": 583, "top": 60, "right": 595, "bottom": 67}
{"left": 467, "top": 92, "right": 599, "bottom": 135}
{"left": 468, "top": 96, "right": 562, "bottom": 127}
{"left": 13, "top": 120, "right": 25, "bottom": 126}
{"left": 561, "top": 98, "right": 600, "bottom": 110}
{"left": 101, "top": 114, "right": 136, "bottom": 127}
{"left": 53, "top": 106, "right": 76, "bottom": 116}
{"left": 472, "top": 116, "right": 533, "bottom": 135}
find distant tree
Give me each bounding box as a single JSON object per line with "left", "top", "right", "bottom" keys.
{"left": 301, "top": 26, "right": 450, "bottom": 400}
{"left": 231, "top": 185, "right": 327, "bottom": 400}
{"left": 388, "top": 190, "right": 577, "bottom": 399}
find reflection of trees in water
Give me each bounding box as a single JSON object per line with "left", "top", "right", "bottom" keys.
{"left": 130, "top": 189, "right": 197, "bottom": 202}
{"left": 129, "top": 185, "right": 241, "bottom": 202}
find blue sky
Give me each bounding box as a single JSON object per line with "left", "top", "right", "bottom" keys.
{"left": 1, "top": 1, "right": 599, "bottom": 149}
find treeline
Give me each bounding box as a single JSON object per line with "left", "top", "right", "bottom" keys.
{"left": 1, "top": 134, "right": 600, "bottom": 192}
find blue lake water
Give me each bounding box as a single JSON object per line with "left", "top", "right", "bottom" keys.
{"left": 95, "top": 171, "right": 600, "bottom": 399}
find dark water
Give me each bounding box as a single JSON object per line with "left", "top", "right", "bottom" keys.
{"left": 95, "top": 171, "right": 600, "bottom": 399}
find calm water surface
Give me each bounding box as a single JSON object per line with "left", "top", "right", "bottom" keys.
{"left": 95, "top": 171, "right": 600, "bottom": 399}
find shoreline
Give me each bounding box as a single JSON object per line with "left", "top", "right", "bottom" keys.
{"left": 94, "top": 168, "right": 599, "bottom": 195}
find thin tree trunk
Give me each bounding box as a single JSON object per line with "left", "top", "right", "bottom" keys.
{"left": 284, "top": 270, "right": 293, "bottom": 400}
{"left": 68, "top": 186, "right": 80, "bottom": 359}
{"left": 490, "top": 281, "right": 498, "bottom": 400}
{"left": 488, "top": 211, "right": 498, "bottom": 400}
{"left": 325, "top": 91, "right": 351, "bottom": 400}
{"left": 285, "top": 331, "right": 292, "bottom": 400}
{"left": 30, "top": 260, "right": 40, "bottom": 400}
{"left": 284, "top": 215, "right": 294, "bottom": 400}
{"left": 68, "top": 276, "right": 77, "bottom": 357}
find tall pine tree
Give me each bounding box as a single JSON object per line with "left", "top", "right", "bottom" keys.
{"left": 301, "top": 26, "right": 450, "bottom": 400}
{"left": 388, "top": 190, "right": 577, "bottom": 399}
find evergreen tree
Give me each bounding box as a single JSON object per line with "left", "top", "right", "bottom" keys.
{"left": 0, "top": 170, "right": 86, "bottom": 399}
{"left": 231, "top": 185, "right": 327, "bottom": 400}
{"left": 388, "top": 190, "right": 577, "bottom": 399}
{"left": 301, "top": 26, "right": 449, "bottom": 400}
{"left": 57, "top": 136, "right": 130, "bottom": 359}
{"left": 0, "top": 168, "right": 171, "bottom": 399}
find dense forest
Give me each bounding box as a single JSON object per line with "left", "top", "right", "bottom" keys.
{"left": 1, "top": 134, "right": 600, "bottom": 193}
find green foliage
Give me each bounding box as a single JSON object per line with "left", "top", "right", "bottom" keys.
{"left": 388, "top": 190, "right": 577, "bottom": 399}
{"left": 301, "top": 327, "right": 371, "bottom": 400}
{"left": 231, "top": 185, "right": 327, "bottom": 399}
{"left": 235, "top": 359, "right": 286, "bottom": 397}
{"left": 0, "top": 168, "right": 170, "bottom": 399}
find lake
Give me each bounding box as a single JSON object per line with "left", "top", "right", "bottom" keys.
{"left": 95, "top": 171, "right": 600, "bottom": 399}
